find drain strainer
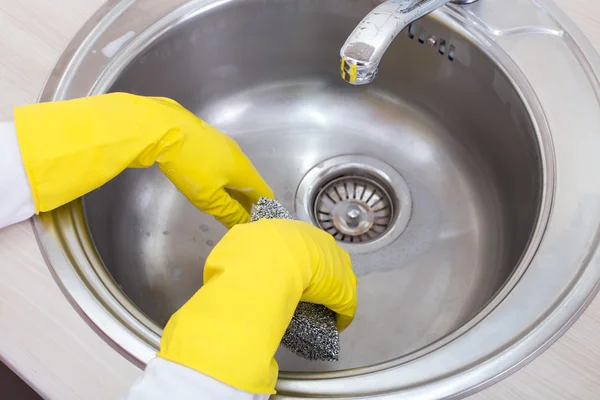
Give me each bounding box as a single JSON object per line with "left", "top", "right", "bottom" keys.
{"left": 295, "top": 155, "right": 412, "bottom": 253}
{"left": 314, "top": 176, "right": 394, "bottom": 243}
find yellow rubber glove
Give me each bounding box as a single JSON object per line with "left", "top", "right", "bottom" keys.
{"left": 158, "top": 219, "right": 357, "bottom": 394}
{"left": 14, "top": 93, "right": 273, "bottom": 228}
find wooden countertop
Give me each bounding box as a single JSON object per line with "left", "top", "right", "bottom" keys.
{"left": 1, "top": 1, "right": 599, "bottom": 398}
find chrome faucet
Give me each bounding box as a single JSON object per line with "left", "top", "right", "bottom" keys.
{"left": 340, "top": 0, "right": 478, "bottom": 85}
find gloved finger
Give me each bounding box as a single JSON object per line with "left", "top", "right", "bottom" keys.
{"left": 223, "top": 139, "right": 274, "bottom": 204}
{"left": 269, "top": 220, "right": 358, "bottom": 332}
{"left": 227, "top": 175, "right": 274, "bottom": 205}
{"left": 304, "top": 242, "right": 357, "bottom": 332}
{"left": 199, "top": 188, "right": 251, "bottom": 229}
{"left": 225, "top": 187, "right": 254, "bottom": 214}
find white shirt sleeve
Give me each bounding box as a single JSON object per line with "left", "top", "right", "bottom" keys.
{"left": 125, "top": 358, "right": 270, "bottom": 400}
{"left": 0, "top": 122, "right": 35, "bottom": 228}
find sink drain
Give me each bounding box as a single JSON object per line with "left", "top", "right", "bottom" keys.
{"left": 295, "top": 155, "right": 412, "bottom": 253}
{"left": 314, "top": 176, "right": 394, "bottom": 243}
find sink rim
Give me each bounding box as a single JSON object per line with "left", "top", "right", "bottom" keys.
{"left": 32, "top": 0, "right": 600, "bottom": 398}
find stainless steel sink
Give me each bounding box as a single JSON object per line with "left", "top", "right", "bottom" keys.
{"left": 34, "top": 0, "right": 600, "bottom": 398}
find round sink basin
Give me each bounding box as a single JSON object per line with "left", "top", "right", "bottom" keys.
{"left": 86, "top": 6, "right": 541, "bottom": 372}
{"left": 33, "top": 0, "right": 600, "bottom": 398}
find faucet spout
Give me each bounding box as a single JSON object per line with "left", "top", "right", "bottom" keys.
{"left": 340, "top": 0, "right": 474, "bottom": 85}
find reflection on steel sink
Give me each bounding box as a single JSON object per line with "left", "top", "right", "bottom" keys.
{"left": 33, "top": 0, "right": 600, "bottom": 398}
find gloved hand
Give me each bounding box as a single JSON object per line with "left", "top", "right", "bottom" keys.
{"left": 14, "top": 93, "right": 273, "bottom": 228}
{"left": 158, "top": 219, "right": 357, "bottom": 394}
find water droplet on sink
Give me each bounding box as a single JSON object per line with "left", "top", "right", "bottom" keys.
{"left": 206, "top": 239, "right": 215, "bottom": 247}
{"left": 145, "top": 232, "right": 151, "bottom": 237}
{"left": 171, "top": 267, "right": 183, "bottom": 280}
{"left": 199, "top": 224, "right": 210, "bottom": 232}
{"left": 162, "top": 230, "right": 169, "bottom": 235}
